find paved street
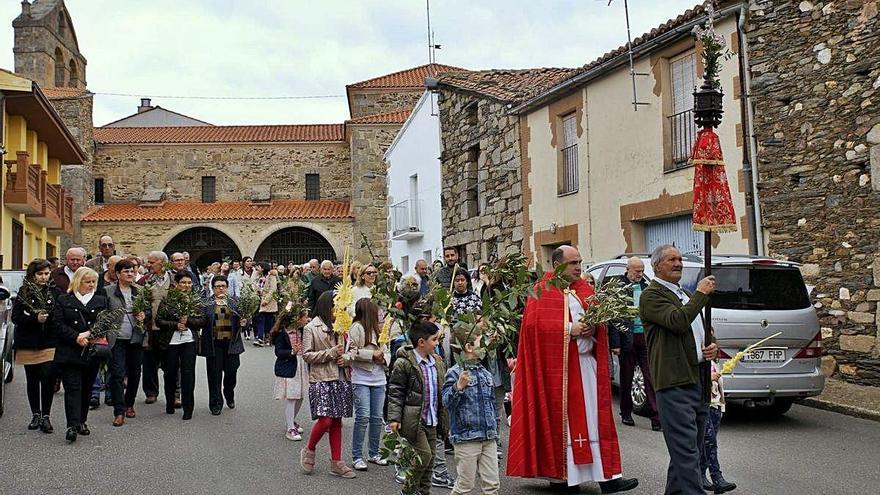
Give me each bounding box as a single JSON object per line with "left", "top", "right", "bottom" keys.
{"left": 1, "top": 347, "right": 878, "bottom": 495}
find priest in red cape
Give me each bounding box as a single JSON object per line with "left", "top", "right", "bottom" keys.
{"left": 507, "top": 246, "right": 638, "bottom": 493}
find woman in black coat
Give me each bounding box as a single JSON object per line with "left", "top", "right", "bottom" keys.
{"left": 12, "top": 259, "right": 58, "bottom": 433}
{"left": 155, "top": 271, "right": 204, "bottom": 420}
{"left": 52, "top": 266, "right": 110, "bottom": 443}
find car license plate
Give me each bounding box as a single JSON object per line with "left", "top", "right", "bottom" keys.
{"left": 741, "top": 348, "right": 785, "bottom": 362}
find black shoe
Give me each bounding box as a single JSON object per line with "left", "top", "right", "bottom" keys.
{"left": 210, "top": 407, "right": 222, "bottom": 416}
{"left": 104, "top": 396, "right": 113, "bottom": 406}
{"left": 599, "top": 477, "right": 639, "bottom": 494}
{"left": 712, "top": 474, "right": 737, "bottom": 494}
{"left": 182, "top": 411, "right": 193, "bottom": 420}
{"left": 89, "top": 397, "right": 100, "bottom": 410}
{"left": 620, "top": 415, "right": 635, "bottom": 426}
{"left": 65, "top": 427, "right": 78, "bottom": 443}
{"left": 226, "top": 400, "right": 235, "bottom": 409}
{"left": 77, "top": 424, "right": 90, "bottom": 436}
{"left": 28, "top": 413, "right": 42, "bottom": 430}
{"left": 40, "top": 415, "right": 54, "bottom": 433}
{"left": 166, "top": 406, "right": 176, "bottom": 414}
{"left": 651, "top": 421, "right": 662, "bottom": 432}
{"left": 702, "top": 473, "right": 714, "bottom": 491}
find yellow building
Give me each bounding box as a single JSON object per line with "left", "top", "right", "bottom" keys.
{"left": 1, "top": 69, "right": 83, "bottom": 269}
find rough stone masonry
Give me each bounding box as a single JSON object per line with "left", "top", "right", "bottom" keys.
{"left": 438, "top": 88, "right": 524, "bottom": 267}
{"left": 747, "top": 0, "right": 880, "bottom": 385}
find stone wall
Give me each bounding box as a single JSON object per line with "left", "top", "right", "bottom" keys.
{"left": 748, "top": 0, "right": 880, "bottom": 385}
{"left": 82, "top": 219, "right": 353, "bottom": 262}
{"left": 349, "top": 124, "right": 397, "bottom": 260}
{"left": 349, "top": 90, "right": 422, "bottom": 119}
{"left": 438, "top": 88, "right": 524, "bottom": 267}
{"left": 50, "top": 94, "right": 94, "bottom": 247}
{"left": 93, "top": 142, "right": 351, "bottom": 203}
{"left": 13, "top": 2, "right": 88, "bottom": 89}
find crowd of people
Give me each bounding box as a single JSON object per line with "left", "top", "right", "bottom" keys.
{"left": 11, "top": 234, "right": 736, "bottom": 495}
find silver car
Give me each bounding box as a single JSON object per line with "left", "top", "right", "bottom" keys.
{"left": 0, "top": 284, "right": 13, "bottom": 418}
{"left": 587, "top": 254, "right": 825, "bottom": 417}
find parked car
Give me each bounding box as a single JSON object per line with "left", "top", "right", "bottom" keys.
{"left": 0, "top": 283, "right": 13, "bottom": 418}
{"left": 0, "top": 270, "right": 28, "bottom": 417}
{"left": 586, "top": 254, "right": 825, "bottom": 417}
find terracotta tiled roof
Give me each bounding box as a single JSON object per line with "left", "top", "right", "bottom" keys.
{"left": 347, "top": 63, "right": 465, "bottom": 90}
{"left": 93, "top": 124, "right": 346, "bottom": 144}
{"left": 583, "top": 4, "right": 704, "bottom": 71}
{"left": 82, "top": 200, "right": 353, "bottom": 223}
{"left": 42, "top": 87, "right": 90, "bottom": 99}
{"left": 347, "top": 108, "right": 413, "bottom": 125}
{"left": 436, "top": 67, "right": 584, "bottom": 104}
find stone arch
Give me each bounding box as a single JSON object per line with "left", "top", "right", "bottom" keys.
{"left": 253, "top": 224, "right": 338, "bottom": 265}
{"left": 53, "top": 47, "right": 64, "bottom": 87}
{"left": 162, "top": 226, "right": 243, "bottom": 271}
{"left": 68, "top": 59, "right": 78, "bottom": 87}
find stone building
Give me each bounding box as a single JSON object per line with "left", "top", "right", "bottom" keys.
{"left": 435, "top": 68, "right": 582, "bottom": 266}
{"left": 747, "top": 0, "right": 880, "bottom": 386}
{"left": 13, "top": 0, "right": 94, "bottom": 247}
{"left": 80, "top": 64, "right": 459, "bottom": 267}
{"left": 9, "top": 0, "right": 461, "bottom": 266}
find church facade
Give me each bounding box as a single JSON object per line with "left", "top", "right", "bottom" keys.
{"left": 11, "top": 0, "right": 462, "bottom": 267}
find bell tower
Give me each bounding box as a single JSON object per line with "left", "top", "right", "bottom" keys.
{"left": 13, "top": 0, "right": 87, "bottom": 89}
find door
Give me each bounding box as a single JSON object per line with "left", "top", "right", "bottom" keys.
{"left": 11, "top": 220, "right": 24, "bottom": 269}
{"left": 645, "top": 214, "right": 703, "bottom": 255}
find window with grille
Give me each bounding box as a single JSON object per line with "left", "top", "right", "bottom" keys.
{"left": 668, "top": 52, "right": 698, "bottom": 170}
{"left": 558, "top": 112, "right": 579, "bottom": 195}
{"left": 201, "top": 176, "right": 216, "bottom": 203}
{"left": 305, "top": 173, "right": 320, "bottom": 200}
{"left": 94, "top": 178, "right": 105, "bottom": 204}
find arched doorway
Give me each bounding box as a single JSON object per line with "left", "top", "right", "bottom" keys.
{"left": 254, "top": 227, "right": 335, "bottom": 264}
{"left": 164, "top": 227, "right": 242, "bottom": 271}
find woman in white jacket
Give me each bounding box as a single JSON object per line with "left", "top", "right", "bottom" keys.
{"left": 347, "top": 264, "right": 378, "bottom": 316}
{"left": 343, "top": 298, "right": 390, "bottom": 471}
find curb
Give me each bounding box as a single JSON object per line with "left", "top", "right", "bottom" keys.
{"left": 798, "top": 398, "right": 880, "bottom": 423}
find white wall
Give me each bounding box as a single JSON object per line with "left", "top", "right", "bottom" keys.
{"left": 526, "top": 16, "right": 749, "bottom": 265}
{"left": 385, "top": 91, "right": 443, "bottom": 271}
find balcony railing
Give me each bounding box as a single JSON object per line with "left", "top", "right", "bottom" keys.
{"left": 32, "top": 182, "right": 63, "bottom": 229}
{"left": 390, "top": 198, "right": 423, "bottom": 240}
{"left": 668, "top": 108, "right": 697, "bottom": 170}
{"left": 558, "top": 144, "right": 579, "bottom": 195}
{"left": 49, "top": 192, "right": 75, "bottom": 237}
{"left": 4, "top": 151, "right": 45, "bottom": 215}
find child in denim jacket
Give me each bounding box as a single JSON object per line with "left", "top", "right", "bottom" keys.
{"left": 441, "top": 328, "right": 500, "bottom": 495}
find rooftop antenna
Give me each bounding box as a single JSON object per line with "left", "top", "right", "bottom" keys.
{"left": 426, "top": 0, "right": 441, "bottom": 63}
{"left": 426, "top": 0, "right": 442, "bottom": 116}
{"left": 608, "top": 0, "right": 650, "bottom": 111}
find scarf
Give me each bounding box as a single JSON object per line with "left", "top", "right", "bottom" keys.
{"left": 74, "top": 290, "right": 94, "bottom": 306}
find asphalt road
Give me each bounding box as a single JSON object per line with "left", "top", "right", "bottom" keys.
{"left": 1, "top": 346, "right": 878, "bottom": 495}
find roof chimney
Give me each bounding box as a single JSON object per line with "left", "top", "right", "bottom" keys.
{"left": 137, "top": 98, "right": 153, "bottom": 113}
{"left": 21, "top": 1, "right": 31, "bottom": 17}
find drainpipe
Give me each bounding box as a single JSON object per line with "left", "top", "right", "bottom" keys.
{"left": 737, "top": 4, "right": 765, "bottom": 256}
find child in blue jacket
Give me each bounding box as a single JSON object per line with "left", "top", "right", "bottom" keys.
{"left": 441, "top": 328, "right": 499, "bottom": 495}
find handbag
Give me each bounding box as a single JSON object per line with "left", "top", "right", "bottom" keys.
{"left": 87, "top": 336, "right": 112, "bottom": 360}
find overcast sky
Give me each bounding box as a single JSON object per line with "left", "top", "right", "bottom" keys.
{"left": 0, "top": 0, "right": 700, "bottom": 126}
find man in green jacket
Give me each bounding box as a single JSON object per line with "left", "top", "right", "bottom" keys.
{"left": 639, "top": 245, "right": 719, "bottom": 495}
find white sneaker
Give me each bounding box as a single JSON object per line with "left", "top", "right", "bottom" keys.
{"left": 285, "top": 428, "right": 302, "bottom": 441}
{"left": 353, "top": 458, "right": 368, "bottom": 471}
{"left": 368, "top": 455, "right": 388, "bottom": 466}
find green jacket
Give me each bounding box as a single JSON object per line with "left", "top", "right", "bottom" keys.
{"left": 639, "top": 280, "right": 714, "bottom": 392}
{"left": 387, "top": 346, "right": 448, "bottom": 441}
